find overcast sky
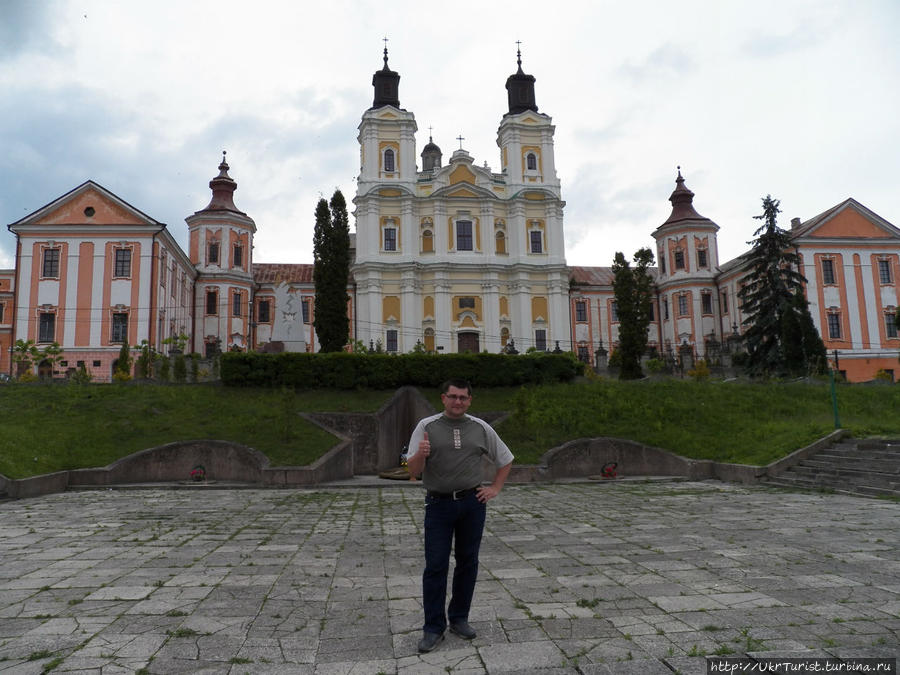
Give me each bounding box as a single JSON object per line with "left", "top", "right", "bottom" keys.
{"left": 2, "top": 0, "right": 899, "bottom": 271}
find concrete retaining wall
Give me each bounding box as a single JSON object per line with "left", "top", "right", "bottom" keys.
{"left": 763, "top": 429, "right": 848, "bottom": 478}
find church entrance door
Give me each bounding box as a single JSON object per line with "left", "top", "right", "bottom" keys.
{"left": 458, "top": 332, "right": 479, "bottom": 353}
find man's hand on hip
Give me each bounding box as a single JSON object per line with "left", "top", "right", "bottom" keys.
{"left": 475, "top": 485, "right": 500, "bottom": 503}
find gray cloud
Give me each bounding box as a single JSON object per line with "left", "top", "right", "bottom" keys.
{"left": 617, "top": 43, "right": 696, "bottom": 83}
{"left": 0, "top": 1, "right": 59, "bottom": 60}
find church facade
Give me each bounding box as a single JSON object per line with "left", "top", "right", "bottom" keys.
{"left": 2, "top": 51, "right": 898, "bottom": 382}
{"left": 351, "top": 49, "right": 568, "bottom": 355}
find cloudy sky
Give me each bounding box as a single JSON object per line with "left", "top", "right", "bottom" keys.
{"left": 2, "top": 0, "right": 899, "bottom": 271}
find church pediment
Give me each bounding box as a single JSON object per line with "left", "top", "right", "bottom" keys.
{"left": 447, "top": 187, "right": 478, "bottom": 198}
{"left": 10, "top": 181, "right": 161, "bottom": 229}
{"left": 449, "top": 164, "right": 477, "bottom": 185}
{"left": 795, "top": 199, "right": 900, "bottom": 241}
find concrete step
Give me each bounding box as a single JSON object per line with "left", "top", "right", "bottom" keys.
{"left": 793, "top": 463, "right": 900, "bottom": 481}
{"left": 815, "top": 450, "right": 900, "bottom": 463}
{"left": 762, "top": 477, "right": 900, "bottom": 499}
{"left": 785, "top": 467, "right": 900, "bottom": 491}
{"left": 766, "top": 438, "right": 900, "bottom": 498}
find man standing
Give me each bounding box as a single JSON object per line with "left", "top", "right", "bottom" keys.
{"left": 406, "top": 379, "right": 514, "bottom": 653}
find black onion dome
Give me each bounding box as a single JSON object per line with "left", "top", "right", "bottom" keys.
{"left": 371, "top": 47, "right": 400, "bottom": 109}
{"left": 505, "top": 47, "right": 538, "bottom": 114}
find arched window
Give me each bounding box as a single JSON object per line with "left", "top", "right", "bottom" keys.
{"left": 384, "top": 148, "right": 395, "bottom": 172}
{"left": 422, "top": 229, "right": 433, "bottom": 253}
{"left": 526, "top": 153, "right": 537, "bottom": 171}
{"left": 495, "top": 231, "right": 506, "bottom": 255}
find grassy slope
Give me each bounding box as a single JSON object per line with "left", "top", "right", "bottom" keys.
{"left": 0, "top": 385, "right": 395, "bottom": 480}
{"left": 2, "top": 380, "right": 898, "bottom": 479}
{"left": 496, "top": 378, "right": 900, "bottom": 465}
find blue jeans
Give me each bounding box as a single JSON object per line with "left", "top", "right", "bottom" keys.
{"left": 422, "top": 491, "right": 487, "bottom": 635}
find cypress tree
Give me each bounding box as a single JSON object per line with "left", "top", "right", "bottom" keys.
{"left": 313, "top": 190, "right": 351, "bottom": 352}
{"left": 612, "top": 247, "right": 655, "bottom": 379}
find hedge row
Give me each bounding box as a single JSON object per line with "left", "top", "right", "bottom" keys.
{"left": 220, "top": 351, "right": 584, "bottom": 389}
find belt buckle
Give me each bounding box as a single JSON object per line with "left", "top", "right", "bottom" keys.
{"left": 452, "top": 488, "right": 464, "bottom": 500}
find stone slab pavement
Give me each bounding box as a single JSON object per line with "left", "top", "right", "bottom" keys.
{"left": 0, "top": 479, "right": 897, "bottom": 674}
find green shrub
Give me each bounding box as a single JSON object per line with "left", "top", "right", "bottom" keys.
{"left": 173, "top": 354, "right": 187, "bottom": 383}
{"left": 158, "top": 357, "right": 170, "bottom": 382}
{"left": 688, "top": 359, "right": 711, "bottom": 381}
{"left": 190, "top": 354, "right": 200, "bottom": 382}
{"left": 220, "top": 352, "right": 583, "bottom": 389}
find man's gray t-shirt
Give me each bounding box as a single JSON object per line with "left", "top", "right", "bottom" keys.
{"left": 408, "top": 413, "right": 514, "bottom": 493}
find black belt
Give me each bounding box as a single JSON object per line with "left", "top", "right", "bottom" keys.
{"left": 427, "top": 487, "right": 479, "bottom": 500}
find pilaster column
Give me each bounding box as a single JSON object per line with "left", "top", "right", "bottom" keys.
{"left": 401, "top": 199, "right": 415, "bottom": 259}
{"left": 512, "top": 275, "right": 532, "bottom": 348}
{"left": 400, "top": 268, "right": 418, "bottom": 351}
{"left": 508, "top": 201, "right": 526, "bottom": 260}
{"left": 548, "top": 272, "right": 570, "bottom": 350}
{"left": 434, "top": 275, "right": 452, "bottom": 353}
{"left": 482, "top": 276, "right": 501, "bottom": 353}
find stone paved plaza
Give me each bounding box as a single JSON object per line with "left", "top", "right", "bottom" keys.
{"left": 0, "top": 480, "right": 898, "bottom": 674}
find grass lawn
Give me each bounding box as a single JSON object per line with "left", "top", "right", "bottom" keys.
{"left": 496, "top": 378, "right": 900, "bottom": 465}
{"left": 1, "top": 379, "right": 898, "bottom": 480}
{"left": 0, "top": 384, "right": 395, "bottom": 480}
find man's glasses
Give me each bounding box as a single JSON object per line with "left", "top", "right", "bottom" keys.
{"left": 442, "top": 394, "right": 470, "bottom": 401}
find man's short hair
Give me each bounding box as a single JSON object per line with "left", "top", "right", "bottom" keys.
{"left": 440, "top": 379, "right": 472, "bottom": 396}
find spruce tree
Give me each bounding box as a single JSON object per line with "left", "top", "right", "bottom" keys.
{"left": 612, "top": 247, "right": 655, "bottom": 379}
{"left": 738, "top": 195, "right": 825, "bottom": 377}
{"left": 313, "top": 190, "right": 351, "bottom": 352}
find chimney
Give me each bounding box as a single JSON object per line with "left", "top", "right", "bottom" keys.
{"left": 791, "top": 217, "right": 801, "bottom": 229}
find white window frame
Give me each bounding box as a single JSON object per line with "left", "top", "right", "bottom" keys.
{"left": 383, "top": 224, "right": 398, "bottom": 252}
{"left": 455, "top": 219, "right": 474, "bottom": 251}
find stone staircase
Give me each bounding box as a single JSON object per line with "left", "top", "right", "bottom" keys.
{"left": 764, "top": 438, "right": 900, "bottom": 498}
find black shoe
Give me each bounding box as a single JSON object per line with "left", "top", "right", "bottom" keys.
{"left": 449, "top": 621, "right": 476, "bottom": 640}
{"left": 417, "top": 631, "right": 444, "bottom": 653}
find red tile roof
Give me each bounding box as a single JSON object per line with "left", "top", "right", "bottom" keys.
{"left": 569, "top": 266, "right": 615, "bottom": 286}
{"left": 253, "top": 263, "right": 314, "bottom": 285}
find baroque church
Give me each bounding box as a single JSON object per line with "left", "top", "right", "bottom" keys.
{"left": 1, "top": 50, "right": 899, "bottom": 383}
